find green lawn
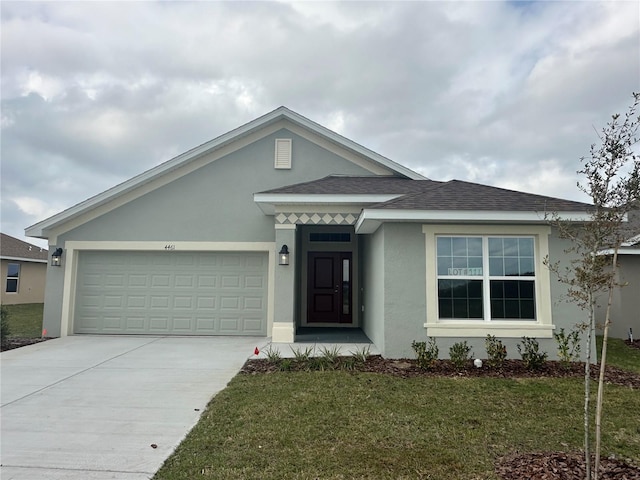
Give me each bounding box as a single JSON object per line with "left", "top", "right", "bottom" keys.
{"left": 598, "top": 335, "right": 640, "bottom": 374}
{"left": 154, "top": 372, "right": 640, "bottom": 480}
{"left": 2, "top": 303, "right": 44, "bottom": 338}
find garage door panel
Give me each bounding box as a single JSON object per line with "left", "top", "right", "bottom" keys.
{"left": 74, "top": 251, "right": 267, "bottom": 335}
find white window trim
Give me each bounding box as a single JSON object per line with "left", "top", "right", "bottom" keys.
{"left": 422, "top": 225, "right": 554, "bottom": 338}
{"left": 6, "top": 262, "right": 20, "bottom": 294}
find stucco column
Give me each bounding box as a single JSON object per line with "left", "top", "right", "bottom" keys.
{"left": 272, "top": 225, "right": 296, "bottom": 342}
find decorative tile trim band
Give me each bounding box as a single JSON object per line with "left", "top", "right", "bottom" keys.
{"left": 275, "top": 212, "right": 358, "bottom": 225}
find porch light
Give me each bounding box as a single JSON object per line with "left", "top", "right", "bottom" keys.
{"left": 51, "top": 248, "right": 63, "bottom": 267}
{"left": 278, "top": 245, "right": 290, "bottom": 266}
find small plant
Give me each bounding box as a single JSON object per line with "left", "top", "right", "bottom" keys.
{"left": 340, "top": 356, "right": 357, "bottom": 371}
{"left": 449, "top": 341, "right": 472, "bottom": 370}
{"left": 319, "top": 345, "right": 341, "bottom": 365}
{"left": 485, "top": 335, "right": 508, "bottom": 369}
{"left": 0, "top": 306, "right": 10, "bottom": 342}
{"left": 349, "top": 345, "right": 371, "bottom": 365}
{"left": 279, "top": 359, "right": 292, "bottom": 372}
{"left": 517, "top": 337, "right": 548, "bottom": 371}
{"left": 412, "top": 338, "right": 439, "bottom": 370}
{"left": 291, "top": 345, "right": 314, "bottom": 364}
{"left": 263, "top": 345, "right": 282, "bottom": 364}
{"left": 311, "top": 356, "right": 337, "bottom": 371}
{"left": 554, "top": 328, "right": 582, "bottom": 366}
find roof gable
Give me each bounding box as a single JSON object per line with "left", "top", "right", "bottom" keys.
{"left": 26, "top": 107, "right": 424, "bottom": 239}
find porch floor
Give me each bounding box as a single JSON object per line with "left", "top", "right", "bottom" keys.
{"left": 295, "top": 327, "right": 371, "bottom": 344}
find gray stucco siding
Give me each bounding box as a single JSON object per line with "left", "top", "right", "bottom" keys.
{"left": 596, "top": 255, "right": 640, "bottom": 340}
{"left": 361, "top": 227, "right": 385, "bottom": 352}
{"left": 43, "top": 129, "right": 375, "bottom": 337}
{"left": 57, "top": 129, "right": 372, "bottom": 244}
{"left": 381, "top": 223, "right": 427, "bottom": 358}
{"left": 374, "top": 224, "right": 588, "bottom": 360}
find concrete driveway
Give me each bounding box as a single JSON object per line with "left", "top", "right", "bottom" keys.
{"left": 1, "top": 335, "right": 266, "bottom": 480}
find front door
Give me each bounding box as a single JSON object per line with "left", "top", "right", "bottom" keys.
{"left": 307, "top": 252, "right": 352, "bottom": 324}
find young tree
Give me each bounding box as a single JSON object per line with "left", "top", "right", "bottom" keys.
{"left": 546, "top": 93, "right": 639, "bottom": 480}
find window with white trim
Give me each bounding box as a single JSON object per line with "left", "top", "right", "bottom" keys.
{"left": 436, "top": 236, "right": 536, "bottom": 321}
{"left": 6, "top": 263, "right": 20, "bottom": 293}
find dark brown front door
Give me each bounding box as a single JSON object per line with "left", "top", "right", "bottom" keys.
{"left": 307, "top": 252, "right": 352, "bottom": 324}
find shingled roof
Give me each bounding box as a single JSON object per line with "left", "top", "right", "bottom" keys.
{"left": 372, "top": 180, "right": 593, "bottom": 212}
{"left": 259, "top": 175, "right": 442, "bottom": 195}
{"left": 1, "top": 233, "right": 48, "bottom": 262}
{"left": 259, "top": 176, "right": 592, "bottom": 213}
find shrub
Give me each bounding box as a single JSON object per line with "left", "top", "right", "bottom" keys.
{"left": 318, "top": 345, "right": 341, "bottom": 370}
{"left": 553, "top": 328, "right": 581, "bottom": 366}
{"left": 485, "top": 335, "right": 508, "bottom": 369}
{"left": 0, "top": 305, "right": 10, "bottom": 341}
{"left": 279, "top": 359, "right": 292, "bottom": 371}
{"left": 517, "top": 337, "right": 548, "bottom": 371}
{"left": 411, "top": 338, "right": 439, "bottom": 370}
{"left": 263, "top": 345, "right": 282, "bottom": 364}
{"left": 349, "top": 345, "right": 371, "bottom": 365}
{"left": 449, "top": 341, "right": 472, "bottom": 370}
{"left": 291, "top": 345, "right": 314, "bottom": 363}
{"left": 340, "top": 356, "right": 357, "bottom": 371}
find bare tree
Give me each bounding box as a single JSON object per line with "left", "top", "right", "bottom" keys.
{"left": 546, "top": 93, "right": 639, "bottom": 480}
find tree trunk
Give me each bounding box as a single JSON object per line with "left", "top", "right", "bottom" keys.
{"left": 594, "top": 249, "right": 619, "bottom": 479}
{"left": 585, "top": 291, "right": 594, "bottom": 480}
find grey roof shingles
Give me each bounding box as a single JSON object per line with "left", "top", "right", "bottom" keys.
{"left": 372, "top": 180, "right": 593, "bottom": 212}
{"left": 259, "top": 175, "right": 443, "bottom": 195}
{"left": 1, "top": 233, "right": 48, "bottom": 261}
{"left": 259, "top": 176, "right": 593, "bottom": 213}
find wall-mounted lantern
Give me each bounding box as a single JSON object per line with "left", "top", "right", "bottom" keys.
{"left": 51, "top": 248, "right": 63, "bottom": 267}
{"left": 278, "top": 245, "right": 290, "bottom": 266}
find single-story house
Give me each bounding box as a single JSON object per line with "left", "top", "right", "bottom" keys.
{"left": 26, "top": 107, "right": 593, "bottom": 359}
{"left": 1, "top": 233, "right": 48, "bottom": 305}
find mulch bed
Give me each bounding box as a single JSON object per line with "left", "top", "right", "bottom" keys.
{"left": 242, "top": 354, "right": 640, "bottom": 480}
{"left": 496, "top": 452, "right": 640, "bottom": 480}
{"left": 626, "top": 339, "right": 640, "bottom": 350}
{"left": 0, "top": 337, "right": 52, "bottom": 352}
{"left": 241, "top": 356, "right": 640, "bottom": 389}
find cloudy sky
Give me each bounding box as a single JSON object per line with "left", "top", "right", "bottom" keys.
{"left": 1, "top": 1, "right": 638, "bottom": 248}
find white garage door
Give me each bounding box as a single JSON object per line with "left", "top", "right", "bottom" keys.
{"left": 74, "top": 251, "right": 268, "bottom": 335}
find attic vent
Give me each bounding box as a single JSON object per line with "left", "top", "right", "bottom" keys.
{"left": 275, "top": 139, "right": 292, "bottom": 169}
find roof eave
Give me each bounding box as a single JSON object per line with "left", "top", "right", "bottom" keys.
{"left": 354, "top": 209, "right": 593, "bottom": 234}
{"left": 253, "top": 193, "right": 403, "bottom": 215}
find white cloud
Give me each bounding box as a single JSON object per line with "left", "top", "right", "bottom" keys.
{"left": 12, "top": 196, "right": 60, "bottom": 220}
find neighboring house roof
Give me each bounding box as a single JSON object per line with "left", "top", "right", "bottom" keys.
{"left": 26, "top": 107, "right": 425, "bottom": 240}
{"left": 1, "top": 233, "right": 48, "bottom": 263}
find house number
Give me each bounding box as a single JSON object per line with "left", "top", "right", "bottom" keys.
{"left": 164, "top": 244, "right": 176, "bottom": 250}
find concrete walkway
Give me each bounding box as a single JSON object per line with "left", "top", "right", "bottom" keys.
{"left": 1, "top": 335, "right": 267, "bottom": 480}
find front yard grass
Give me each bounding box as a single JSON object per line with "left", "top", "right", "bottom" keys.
{"left": 598, "top": 335, "right": 640, "bottom": 374}
{"left": 154, "top": 372, "right": 640, "bottom": 480}
{"left": 2, "top": 303, "right": 43, "bottom": 338}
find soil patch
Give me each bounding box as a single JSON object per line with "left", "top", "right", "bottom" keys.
{"left": 496, "top": 451, "right": 640, "bottom": 480}
{"left": 626, "top": 339, "right": 640, "bottom": 350}
{"left": 1, "top": 337, "right": 51, "bottom": 352}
